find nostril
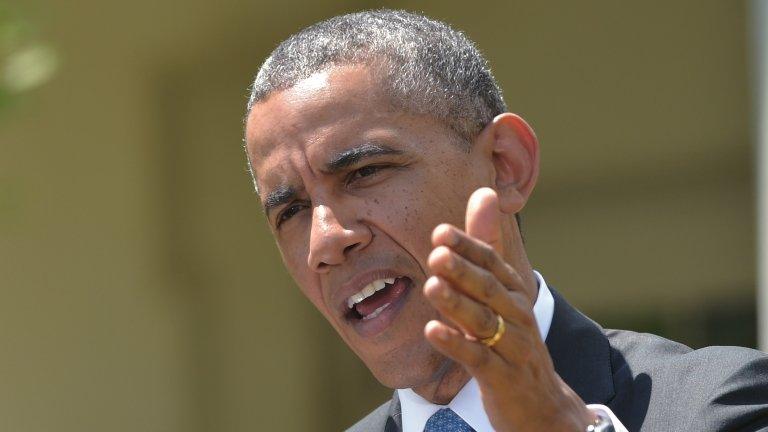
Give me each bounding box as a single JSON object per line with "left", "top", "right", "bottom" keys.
{"left": 344, "top": 242, "right": 361, "bottom": 255}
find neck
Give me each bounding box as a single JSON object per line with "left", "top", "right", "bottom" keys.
{"left": 410, "top": 358, "right": 470, "bottom": 404}
{"left": 503, "top": 217, "right": 538, "bottom": 304}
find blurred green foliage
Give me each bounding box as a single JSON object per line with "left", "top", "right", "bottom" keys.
{"left": 0, "top": 3, "right": 57, "bottom": 113}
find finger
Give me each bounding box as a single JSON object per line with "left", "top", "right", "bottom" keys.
{"left": 424, "top": 320, "right": 505, "bottom": 378}
{"left": 423, "top": 276, "right": 500, "bottom": 340}
{"left": 428, "top": 244, "right": 532, "bottom": 316}
{"left": 424, "top": 273, "right": 537, "bottom": 364}
{"left": 431, "top": 224, "right": 526, "bottom": 294}
{"left": 465, "top": 187, "right": 502, "bottom": 253}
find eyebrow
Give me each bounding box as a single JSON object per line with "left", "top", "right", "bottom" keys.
{"left": 325, "top": 143, "right": 403, "bottom": 173}
{"left": 263, "top": 185, "right": 297, "bottom": 217}
{"left": 262, "top": 143, "right": 404, "bottom": 216}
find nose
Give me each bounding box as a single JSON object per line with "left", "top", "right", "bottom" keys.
{"left": 307, "top": 204, "right": 371, "bottom": 272}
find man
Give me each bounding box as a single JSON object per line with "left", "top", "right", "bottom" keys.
{"left": 242, "top": 10, "right": 768, "bottom": 432}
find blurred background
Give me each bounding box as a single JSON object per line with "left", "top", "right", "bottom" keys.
{"left": 0, "top": 0, "right": 765, "bottom": 431}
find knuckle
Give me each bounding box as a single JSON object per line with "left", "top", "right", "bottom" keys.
{"left": 479, "top": 307, "right": 495, "bottom": 333}
{"left": 480, "top": 272, "right": 498, "bottom": 300}
{"left": 506, "top": 292, "right": 535, "bottom": 325}
{"left": 469, "top": 346, "right": 491, "bottom": 369}
{"left": 496, "top": 263, "right": 519, "bottom": 290}
{"left": 479, "top": 244, "right": 497, "bottom": 267}
{"left": 509, "top": 267, "right": 524, "bottom": 286}
{"left": 519, "top": 311, "right": 536, "bottom": 329}
{"left": 509, "top": 291, "right": 529, "bottom": 310}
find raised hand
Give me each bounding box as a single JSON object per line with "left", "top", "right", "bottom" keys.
{"left": 423, "top": 187, "right": 594, "bottom": 431}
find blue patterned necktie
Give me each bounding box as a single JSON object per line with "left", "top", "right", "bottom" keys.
{"left": 423, "top": 408, "right": 475, "bottom": 432}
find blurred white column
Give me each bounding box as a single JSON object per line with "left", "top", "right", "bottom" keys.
{"left": 753, "top": 0, "right": 768, "bottom": 351}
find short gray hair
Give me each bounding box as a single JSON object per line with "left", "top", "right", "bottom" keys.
{"left": 246, "top": 9, "right": 507, "bottom": 144}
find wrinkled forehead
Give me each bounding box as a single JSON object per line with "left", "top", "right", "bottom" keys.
{"left": 244, "top": 65, "right": 396, "bottom": 188}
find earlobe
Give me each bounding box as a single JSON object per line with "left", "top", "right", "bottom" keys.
{"left": 489, "top": 113, "right": 540, "bottom": 214}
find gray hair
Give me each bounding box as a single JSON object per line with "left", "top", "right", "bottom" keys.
{"left": 246, "top": 9, "right": 507, "bottom": 144}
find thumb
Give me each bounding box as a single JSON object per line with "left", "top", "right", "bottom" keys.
{"left": 465, "top": 187, "right": 503, "bottom": 253}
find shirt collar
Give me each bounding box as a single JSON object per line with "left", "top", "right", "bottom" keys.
{"left": 397, "top": 270, "right": 554, "bottom": 432}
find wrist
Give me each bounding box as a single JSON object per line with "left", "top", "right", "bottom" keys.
{"left": 555, "top": 378, "right": 595, "bottom": 431}
{"left": 552, "top": 390, "right": 595, "bottom": 431}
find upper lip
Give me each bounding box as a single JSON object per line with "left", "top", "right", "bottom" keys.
{"left": 336, "top": 269, "right": 407, "bottom": 316}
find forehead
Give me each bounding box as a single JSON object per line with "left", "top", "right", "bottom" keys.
{"left": 246, "top": 66, "right": 393, "bottom": 161}
{"left": 246, "top": 65, "right": 447, "bottom": 201}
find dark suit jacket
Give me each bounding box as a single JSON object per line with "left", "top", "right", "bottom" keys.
{"left": 347, "top": 289, "right": 768, "bottom": 432}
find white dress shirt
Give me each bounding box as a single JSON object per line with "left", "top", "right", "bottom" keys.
{"left": 397, "top": 270, "right": 627, "bottom": 432}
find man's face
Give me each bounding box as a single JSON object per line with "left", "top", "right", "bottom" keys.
{"left": 245, "top": 65, "right": 494, "bottom": 388}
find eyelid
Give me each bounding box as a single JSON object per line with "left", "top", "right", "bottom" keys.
{"left": 345, "top": 163, "right": 390, "bottom": 184}
{"left": 275, "top": 201, "right": 307, "bottom": 229}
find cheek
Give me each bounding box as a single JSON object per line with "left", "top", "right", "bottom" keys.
{"left": 277, "top": 242, "right": 326, "bottom": 313}
{"left": 366, "top": 173, "right": 469, "bottom": 263}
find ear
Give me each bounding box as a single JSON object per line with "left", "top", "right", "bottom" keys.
{"left": 475, "top": 113, "right": 540, "bottom": 214}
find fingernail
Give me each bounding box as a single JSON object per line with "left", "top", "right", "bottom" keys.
{"left": 424, "top": 276, "right": 439, "bottom": 294}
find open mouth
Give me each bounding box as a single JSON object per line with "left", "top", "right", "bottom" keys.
{"left": 345, "top": 276, "right": 412, "bottom": 322}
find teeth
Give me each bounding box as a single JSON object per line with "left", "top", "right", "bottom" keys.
{"left": 362, "top": 302, "right": 392, "bottom": 320}
{"left": 347, "top": 277, "right": 400, "bottom": 309}
{"left": 353, "top": 293, "right": 365, "bottom": 304}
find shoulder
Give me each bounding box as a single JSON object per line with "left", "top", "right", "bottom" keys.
{"left": 605, "top": 328, "right": 767, "bottom": 381}
{"left": 604, "top": 328, "right": 692, "bottom": 367}
{"left": 605, "top": 329, "right": 768, "bottom": 431}
{"left": 345, "top": 399, "right": 393, "bottom": 432}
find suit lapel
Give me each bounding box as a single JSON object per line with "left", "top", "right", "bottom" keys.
{"left": 545, "top": 288, "right": 615, "bottom": 404}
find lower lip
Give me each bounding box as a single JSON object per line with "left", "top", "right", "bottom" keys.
{"left": 348, "top": 279, "right": 413, "bottom": 338}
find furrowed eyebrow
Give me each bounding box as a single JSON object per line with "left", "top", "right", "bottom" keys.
{"left": 261, "top": 143, "right": 402, "bottom": 216}
{"left": 325, "top": 143, "right": 403, "bottom": 173}
{"left": 263, "top": 185, "right": 297, "bottom": 216}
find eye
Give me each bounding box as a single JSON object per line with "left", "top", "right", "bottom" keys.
{"left": 347, "top": 164, "right": 386, "bottom": 184}
{"left": 276, "top": 203, "right": 306, "bottom": 228}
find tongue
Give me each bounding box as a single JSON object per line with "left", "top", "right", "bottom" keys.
{"left": 355, "top": 278, "right": 409, "bottom": 317}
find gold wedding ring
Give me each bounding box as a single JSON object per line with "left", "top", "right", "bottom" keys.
{"left": 479, "top": 314, "right": 505, "bottom": 347}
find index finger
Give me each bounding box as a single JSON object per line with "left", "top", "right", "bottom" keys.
{"left": 431, "top": 223, "right": 526, "bottom": 295}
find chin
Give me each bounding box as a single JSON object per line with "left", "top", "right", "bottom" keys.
{"left": 363, "top": 343, "right": 449, "bottom": 390}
